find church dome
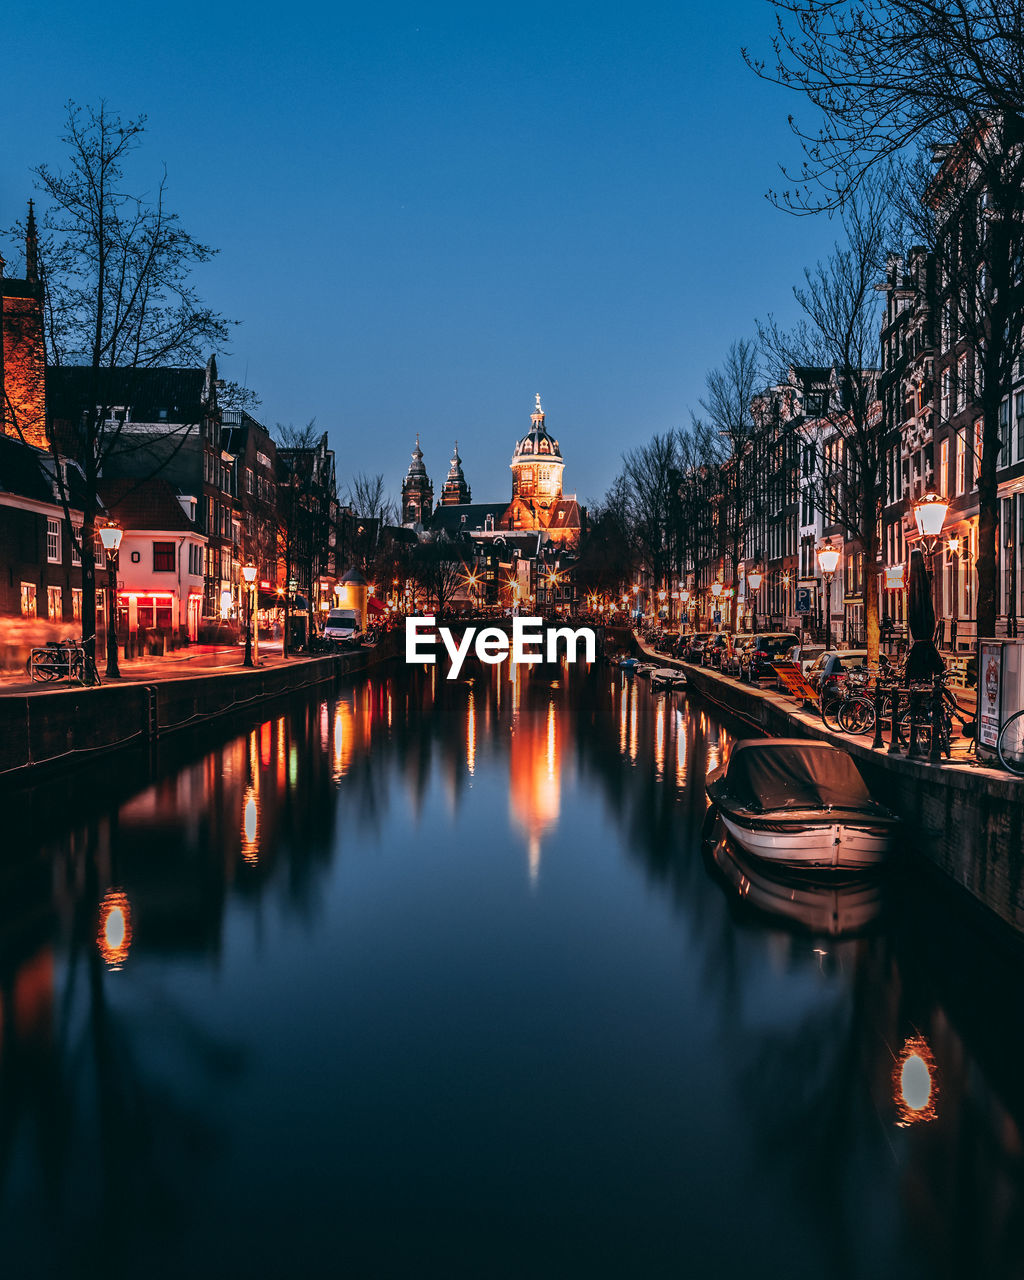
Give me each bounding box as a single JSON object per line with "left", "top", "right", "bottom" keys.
{"left": 512, "top": 394, "right": 562, "bottom": 462}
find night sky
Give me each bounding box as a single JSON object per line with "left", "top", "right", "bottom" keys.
{"left": 2, "top": 0, "right": 842, "bottom": 508}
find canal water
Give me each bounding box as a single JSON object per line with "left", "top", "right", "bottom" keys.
{"left": 2, "top": 661, "right": 1023, "bottom": 1279}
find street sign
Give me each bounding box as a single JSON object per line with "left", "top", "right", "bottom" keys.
{"left": 795, "top": 586, "right": 813, "bottom": 614}
{"left": 713, "top": 610, "right": 721, "bottom": 624}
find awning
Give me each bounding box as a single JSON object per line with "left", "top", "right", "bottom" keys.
{"left": 367, "top": 597, "right": 387, "bottom": 615}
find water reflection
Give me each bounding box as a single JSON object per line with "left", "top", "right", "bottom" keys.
{"left": 0, "top": 661, "right": 1022, "bottom": 1278}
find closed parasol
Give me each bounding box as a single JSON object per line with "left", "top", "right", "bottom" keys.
{"left": 904, "top": 548, "right": 944, "bottom": 682}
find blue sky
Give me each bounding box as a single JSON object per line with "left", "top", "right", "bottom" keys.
{"left": 2, "top": 0, "right": 842, "bottom": 508}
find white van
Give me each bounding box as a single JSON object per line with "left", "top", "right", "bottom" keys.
{"left": 323, "top": 608, "right": 360, "bottom": 643}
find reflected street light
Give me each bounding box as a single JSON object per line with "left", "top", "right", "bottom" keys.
{"left": 98, "top": 522, "right": 123, "bottom": 678}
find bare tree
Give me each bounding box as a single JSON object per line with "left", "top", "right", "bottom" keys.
{"left": 746, "top": 0, "right": 1024, "bottom": 639}
{"left": 694, "top": 339, "right": 763, "bottom": 630}
{"left": 759, "top": 183, "right": 888, "bottom": 661}
{"left": 412, "top": 538, "right": 469, "bottom": 615}
{"left": 8, "top": 101, "right": 231, "bottom": 676}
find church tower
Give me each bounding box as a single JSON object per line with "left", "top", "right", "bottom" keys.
{"left": 402, "top": 435, "right": 433, "bottom": 524}
{"left": 441, "top": 440, "right": 471, "bottom": 506}
{"left": 0, "top": 201, "right": 48, "bottom": 450}
{"left": 510, "top": 394, "right": 564, "bottom": 503}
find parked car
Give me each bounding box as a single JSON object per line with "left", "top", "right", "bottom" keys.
{"left": 724, "top": 635, "right": 756, "bottom": 678}
{"left": 702, "top": 633, "right": 732, "bottom": 669}
{"left": 793, "top": 642, "right": 826, "bottom": 676}
{"left": 805, "top": 648, "right": 869, "bottom": 693}
{"left": 740, "top": 632, "right": 800, "bottom": 683}
{"left": 323, "top": 608, "right": 361, "bottom": 644}
{"left": 681, "top": 631, "right": 714, "bottom": 662}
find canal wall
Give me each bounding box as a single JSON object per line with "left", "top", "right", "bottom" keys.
{"left": 0, "top": 638, "right": 398, "bottom": 782}
{"left": 678, "top": 660, "right": 1024, "bottom": 938}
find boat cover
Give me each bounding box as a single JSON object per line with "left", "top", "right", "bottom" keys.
{"left": 723, "top": 740, "right": 873, "bottom": 812}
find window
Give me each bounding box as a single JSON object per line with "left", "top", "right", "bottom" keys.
{"left": 1017, "top": 392, "right": 1024, "bottom": 464}
{"left": 46, "top": 517, "right": 61, "bottom": 564}
{"left": 72, "top": 588, "right": 82, "bottom": 620}
{"left": 941, "top": 368, "right": 951, "bottom": 419}
{"left": 246, "top": 468, "right": 254, "bottom": 495}
{"left": 71, "top": 525, "right": 82, "bottom": 566}
{"left": 20, "top": 583, "right": 37, "bottom": 617}
{"left": 153, "top": 541, "right": 176, "bottom": 572}
{"left": 47, "top": 586, "right": 62, "bottom": 621}
{"left": 941, "top": 302, "right": 951, "bottom": 348}
{"left": 1000, "top": 399, "right": 1010, "bottom": 464}
{"left": 939, "top": 439, "right": 949, "bottom": 497}
{"left": 974, "top": 420, "right": 983, "bottom": 486}
{"left": 956, "top": 354, "right": 968, "bottom": 412}
{"left": 955, "top": 433, "right": 966, "bottom": 494}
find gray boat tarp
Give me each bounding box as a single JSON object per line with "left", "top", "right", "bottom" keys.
{"left": 722, "top": 739, "right": 873, "bottom": 812}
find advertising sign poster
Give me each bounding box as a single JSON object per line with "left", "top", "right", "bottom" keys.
{"left": 979, "top": 642, "right": 1003, "bottom": 748}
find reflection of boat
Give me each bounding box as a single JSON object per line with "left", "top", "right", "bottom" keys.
{"left": 710, "top": 834, "right": 883, "bottom": 934}
{"left": 651, "top": 668, "right": 686, "bottom": 689}
{"left": 705, "top": 739, "right": 897, "bottom": 869}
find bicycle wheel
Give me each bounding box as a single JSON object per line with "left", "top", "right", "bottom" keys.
{"left": 820, "top": 690, "right": 847, "bottom": 732}
{"left": 839, "top": 696, "right": 874, "bottom": 735}
{"left": 997, "top": 709, "right": 1024, "bottom": 775}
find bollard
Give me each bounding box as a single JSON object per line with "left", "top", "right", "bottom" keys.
{"left": 907, "top": 688, "right": 922, "bottom": 758}
{"left": 930, "top": 676, "right": 944, "bottom": 763}
{"left": 872, "top": 680, "right": 885, "bottom": 750}
{"left": 888, "top": 686, "right": 902, "bottom": 754}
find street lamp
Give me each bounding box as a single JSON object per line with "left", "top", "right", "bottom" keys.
{"left": 98, "top": 522, "right": 123, "bottom": 678}
{"left": 747, "top": 565, "right": 763, "bottom": 633}
{"left": 242, "top": 562, "right": 257, "bottom": 668}
{"left": 815, "top": 542, "right": 841, "bottom": 651}
{"left": 913, "top": 492, "right": 950, "bottom": 556}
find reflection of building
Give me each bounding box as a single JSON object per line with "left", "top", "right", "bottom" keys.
{"left": 508, "top": 688, "right": 561, "bottom": 884}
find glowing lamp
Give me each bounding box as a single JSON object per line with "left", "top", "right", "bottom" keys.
{"left": 816, "top": 544, "right": 841, "bottom": 576}
{"left": 710, "top": 581, "right": 723, "bottom": 599}
{"left": 914, "top": 492, "right": 949, "bottom": 540}
{"left": 242, "top": 562, "right": 258, "bottom": 585}
{"left": 946, "top": 535, "right": 961, "bottom": 556}
{"left": 679, "top": 590, "right": 690, "bottom": 604}
{"left": 98, "top": 522, "right": 123, "bottom": 554}
{"left": 747, "top": 569, "right": 763, "bottom": 592}
{"left": 658, "top": 590, "right": 667, "bottom": 602}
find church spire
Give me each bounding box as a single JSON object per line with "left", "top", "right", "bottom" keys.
{"left": 25, "top": 200, "right": 38, "bottom": 286}
{"left": 442, "top": 439, "right": 471, "bottom": 505}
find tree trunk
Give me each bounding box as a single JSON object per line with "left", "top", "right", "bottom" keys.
{"left": 862, "top": 533, "right": 880, "bottom": 667}
{"left": 976, "top": 398, "right": 1001, "bottom": 641}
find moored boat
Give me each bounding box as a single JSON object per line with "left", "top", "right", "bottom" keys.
{"left": 704, "top": 738, "right": 897, "bottom": 869}
{"left": 651, "top": 667, "right": 686, "bottom": 689}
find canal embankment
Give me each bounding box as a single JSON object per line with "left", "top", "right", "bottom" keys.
{"left": 0, "top": 636, "right": 399, "bottom": 781}
{"left": 640, "top": 638, "right": 1024, "bottom": 938}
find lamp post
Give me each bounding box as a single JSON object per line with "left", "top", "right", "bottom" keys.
{"left": 98, "top": 522, "right": 123, "bottom": 678}
{"left": 913, "top": 491, "right": 950, "bottom": 647}
{"left": 815, "top": 542, "right": 841, "bottom": 651}
{"left": 746, "top": 565, "right": 764, "bottom": 634}
{"left": 242, "top": 562, "right": 257, "bottom": 668}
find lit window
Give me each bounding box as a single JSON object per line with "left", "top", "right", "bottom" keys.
{"left": 153, "top": 542, "right": 176, "bottom": 572}
{"left": 72, "top": 588, "right": 82, "bottom": 620}
{"left": 955, "top": 434, "right": 966, "bottom": 494}
{"left": 71, "top": 525, "right": 82, "bottom": 566}
{"left": 47, "top": 517, "right": 61, "bottom": 564}
{"left": 939, "top": 439, "right": 949, "bottom": 497}
{"left": 20, "top": 583, "right": 37, "bottom": 617}
{"left": 47, "top": 585, "right": 62, "bottom": 621}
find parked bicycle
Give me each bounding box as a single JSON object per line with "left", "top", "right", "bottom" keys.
{"left": 997, "top": 710, "right": 1024, "bottom": 776}
{"left": 28, "top": 636, "right": 101, "bottom": 686}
